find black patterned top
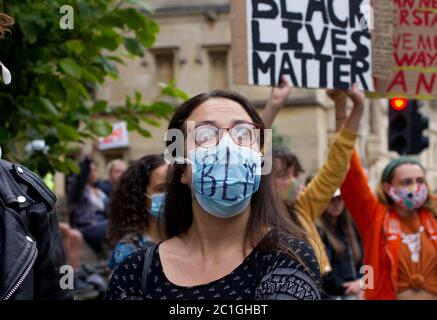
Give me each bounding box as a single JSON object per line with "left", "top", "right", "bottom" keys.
{"left": 105, "top": 235, "right": 321, "bottom": 300}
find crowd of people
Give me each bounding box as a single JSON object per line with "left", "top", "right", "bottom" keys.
{"left": 1, "top": 11, "right": 437, "bottom": 301}
{"left": 31, "top": 78, "right": 434, "bottom": 301}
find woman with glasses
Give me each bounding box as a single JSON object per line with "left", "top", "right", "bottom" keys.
{"left": 107, "top": 155, "right": 168, "bottom": 271}
{"left": 106, "top": 90, "right": 321, "bottom": 300}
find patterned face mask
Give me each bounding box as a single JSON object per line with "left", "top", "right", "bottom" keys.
{"left": 388, "top": 184, "right": 428, "bottom": 211}
{"left": 277, "top": 177, "right": 300, "bottom": 203}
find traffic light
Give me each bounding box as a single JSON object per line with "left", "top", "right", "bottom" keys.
{"left": 388, "top": 99, "right": 429, "bottom": 155}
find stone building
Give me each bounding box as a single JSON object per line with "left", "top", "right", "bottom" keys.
{"left": 54, "top": 0, "right": 437, "bottom": 197}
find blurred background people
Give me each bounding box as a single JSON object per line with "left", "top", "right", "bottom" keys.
{"left": 317, "top": 190, "right": 364, "bottom": 300}
{"left": 95, "top": 159, "right": 127, "bottom": 198}
{"left": 107, "top": 154, "right": 167, "bottom": 270}
{"left": 263, "top": 80, "right": 365, "bottom": 279}
{"left": 68, "top": 156, "right": 109, "bottom": 258}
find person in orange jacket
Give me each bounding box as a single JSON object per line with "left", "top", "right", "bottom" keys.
{"left": 340, "top": 150, "right": 437, "bottom": 300}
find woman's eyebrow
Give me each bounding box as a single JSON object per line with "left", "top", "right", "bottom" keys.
{"left": 195, "top": 120, "right": 219, "bottom": 126}
{"left": 232, "top": 119, "right": 251, "bottom": 125}
{"left": 194, "top": 119, "right": 252, "bottom": 127}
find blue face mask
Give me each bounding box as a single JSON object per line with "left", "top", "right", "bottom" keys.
{"left": 189, "top": 134, "right": 262, "bottom": 218}
{"left": 146, "top": 192, "right": 165, "bottom": 219}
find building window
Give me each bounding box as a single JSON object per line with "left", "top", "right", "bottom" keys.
{"left": 154, "top": 51, "right": 175, "bottom": 84}
{"left": 208, "top": 49, "right": 229, "bottom": 90}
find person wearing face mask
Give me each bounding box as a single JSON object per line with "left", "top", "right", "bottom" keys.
{"left": 272, "top": 146, "right": 305, "bottom": 207}
{"left": 340, "top": 151, "right": 437, "bottom": 299}
{"left": 106, "top": 90, "right": 321, "bottom": 300}
{"left": 107, "top": 155, "right": 167, "bottom": 271}
{"left": 262, "top": 78, "right": 366, "bottom": 277}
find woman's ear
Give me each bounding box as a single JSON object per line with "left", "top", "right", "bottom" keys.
{"left": 383, "top": 182, "right": 391, "bottom": 194}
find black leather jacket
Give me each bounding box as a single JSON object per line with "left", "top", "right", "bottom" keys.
{"left": 0, "top": 159, "right": 72, "bottom": 300}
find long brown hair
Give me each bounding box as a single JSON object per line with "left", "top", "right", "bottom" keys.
{"left": 163, "top": 90, "right": 311, "bottom": 267}
{"left": 317, "top": 207, "right": 362, "bottom": 264}
{"left": 0, "top": 13, "right": 13, "bottom": 40}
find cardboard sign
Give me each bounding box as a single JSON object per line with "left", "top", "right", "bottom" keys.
{"left": 231, "top": 0, "right": 437, "bottom": 99}
{"left": 373, "top": 0, "right": 437, "bottom": 99}
{"left": 98, "top": 121, "right": 129, "bottom": 151}
{"left": 232, "top": 0, "right": 373, "bottom": 91}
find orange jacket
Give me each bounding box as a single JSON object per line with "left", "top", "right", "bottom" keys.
{"left": 340, "top": 151, "right": 437, "bottom": 300}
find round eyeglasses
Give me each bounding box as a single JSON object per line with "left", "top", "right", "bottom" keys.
{"left": 193, "top": 122, "right": 261, "bottom": 148}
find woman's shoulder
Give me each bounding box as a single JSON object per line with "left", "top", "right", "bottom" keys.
{"left": 108, "top": 235, "right": 154, "bottom": 270}
{"left": 105, "top": 244, "right": 157, "bottom": 300}
{"left": 254, "top": 235, "right": 321, "bottom": 300}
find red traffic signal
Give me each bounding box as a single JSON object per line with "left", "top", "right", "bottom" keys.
{"left": 390, "top": 98, "right": 408, "bottom": 111}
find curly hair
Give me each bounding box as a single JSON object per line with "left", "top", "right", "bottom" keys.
{"left": 107, "top": 154, "right": 166, "bottom": 246}
{"left": 0, "top": 13, "right": 14, "bottom": 40}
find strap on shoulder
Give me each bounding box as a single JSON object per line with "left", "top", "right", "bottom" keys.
{"left": 141, "top": 244, "right": 157, "bottom": 297}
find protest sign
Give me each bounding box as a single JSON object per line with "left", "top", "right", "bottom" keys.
{"left": 373, "top": 0, "right": 437, "bottom": 99}
{"left": 232, "top": 0, "right": 437, "bottom": 98}
{"left": 232, "top": 0, "right": 373, "bottom": 91}
{"left": 98, "top": 121, "right": 129, "bottom": 151}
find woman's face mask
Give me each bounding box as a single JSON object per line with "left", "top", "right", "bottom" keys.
{"left": 277, "top": 176, "right": 300, "bottom": 203}
{"left": 388, "top": 184, "right": 428, "bottom": 211}
{"left": 188, "top": 134, "right": 261, "bottom": 218}
{"left": 146, "top": 192, "right": 165, "bottom": 219}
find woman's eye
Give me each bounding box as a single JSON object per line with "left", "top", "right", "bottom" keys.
{"left": 232, "top": 125, "right": 253, "bottom": 144}
{"left": 196, "top": 126, "right": 218, "bottom": 145}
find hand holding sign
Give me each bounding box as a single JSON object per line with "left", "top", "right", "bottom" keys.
{"left": 346, "top": 83, "right": 366, "bottom": 107}
{"left": 269, "top": 75, "right": 293, "bottom": 109}
{"left": 327, "top": 83, "right": 365, "bottom": 134}
{"left": 262, "top": 75, "right": 293, "bottom": 128}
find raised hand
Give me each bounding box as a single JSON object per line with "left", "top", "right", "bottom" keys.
{"left": 261, "top": 75, "right": 293, "bottom": 129}
{"left": 346, "top": 83, "right": 366, "bottom": 107}
{"left": 269, "top": 75, "right": 293, "bottom": 109}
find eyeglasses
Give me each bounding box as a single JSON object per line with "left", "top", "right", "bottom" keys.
{"left": 193, "top": 122, "right": 261, "bottom": 148}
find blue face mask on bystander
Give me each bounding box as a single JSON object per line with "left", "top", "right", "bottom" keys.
{"left": 146, "top": 192, "right": 165, "bottom": 219}
{"left": 188, "top": 134, "right": 261, "bottom": 218}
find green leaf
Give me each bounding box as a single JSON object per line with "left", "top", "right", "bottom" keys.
{"left": 119, "top": 8, "right": 147, "bottom": 30}
{"left": 99, "top": 14, "right": 125, "bottom": 28}
{"left": 142, "top": 117, "right": 160, "bottom": 127}
{"left": 150, "top": 101, "right": 174, "bottom": 117}
{"left": 126, "top": 116, "right": 140, "bottom": 131}
{"left": 161, "top": 84, "right": 189, "bottom": 101}
{"left": 65, "top": 158, "right": 80, "bottom": 175}
{"left": 137, "top": 127, "right": 151, "bottom": 138}
{"left": 19, "top": 20, "right": 37, "bottom": 44}
{"left": 88, "top": 120, "right": 112, "bottom": 137}
{"left": 136, "top": 20, "right": 159, "bottom": 47}
{"left": 38, "top": 97, "right": 59, "bottom": 116}
{"left": 123, "top": 37, "right": 144, "bottom": 56}
{"left": 77, "top": 0, "right": 93, "bottom": 21}
{"left": 51, "top": 158, "right": 69, "bottom": 173}
{"left": 59, "top": 58, "right": 82, "bottom": 78}
{"left": 81, "top": 69, "right": 98, "bottom": 83}
{"left": 135, "top": 91, "right": 142, "bottom": 104}
{"left": 127, "top": 0, "right": 154, "bottom": 13}
{"left": 91, "top": 100, "right": 108, "bottom": 113}
{"left": 66, "top": 39, "right": 85, "bottom": 55}
{"left": 94, "top": 32, "right": 121, "bottom": 51}
{"left": 56, "top": 123, "right": 80, "bottom": 141}
{"left": 107, "top": 55, "right": 125, "bottom": 64}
